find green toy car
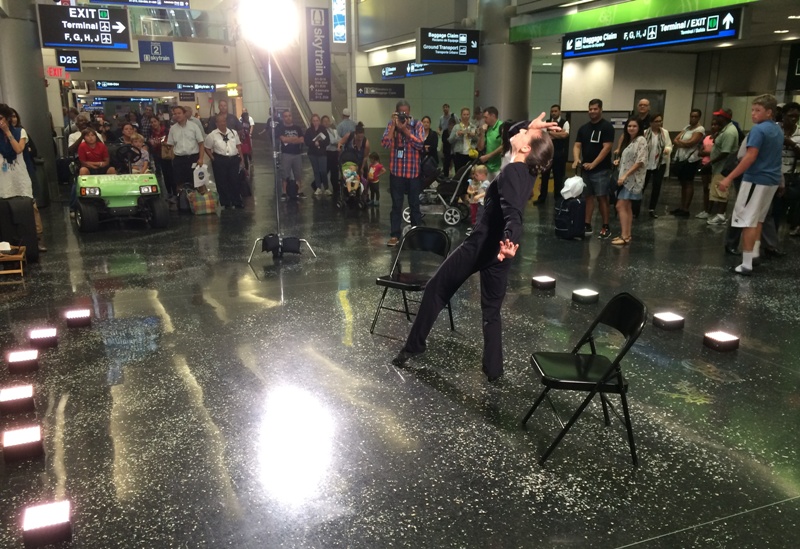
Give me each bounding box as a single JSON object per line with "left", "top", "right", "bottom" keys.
{"left": 74, "top": 146, "right": 169, "bottom": 232}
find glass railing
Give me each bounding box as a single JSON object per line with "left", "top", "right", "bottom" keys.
{"left": 128, "top": 8, "right": 229, "bottom": 42}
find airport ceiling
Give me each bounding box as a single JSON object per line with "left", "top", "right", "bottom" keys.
{"left": 528, "top": 0, "right": 800, "bottom": 69}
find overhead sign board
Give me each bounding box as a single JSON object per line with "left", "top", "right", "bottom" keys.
{"left": 380, "top": 61, "right": 466, "bottom": 81}
{"left": 37, "top": 5, "right": 132, "bottom": 51}
{"left": 56, "top": 49, "right": 81, "bottom": 72}
{"left": 138, "top": 40, "right": 174, "bottom": 63}
{"left": 417, "top": 28, "right": 479, "bottom": 65}
{"left": 563, "top": 7, "right": 743, "bottom": 58}
{"left": 95, "top": 81, "right": 216, "bottom": 92}
{"left": 179, "top": 92, "right": 196, "bottom": 102}
{"left": 45, "top": 66, "right": 67, "bottom": 80}
{"left": 356, "top": 83, "right": 404, "bottom": 98}
{"left": 89, "top": 0, "right": 191, "bottom": 9}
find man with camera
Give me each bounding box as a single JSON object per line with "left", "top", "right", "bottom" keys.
{"left": 381, "top": 100, "right": 425, "bottom": 246}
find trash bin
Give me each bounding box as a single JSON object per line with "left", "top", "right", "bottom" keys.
{"left": 33, "top": 157, "right": 49, "bottom": 209}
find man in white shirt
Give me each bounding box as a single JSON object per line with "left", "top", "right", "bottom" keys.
{"left": 204, "top": 113, "right": 244, "bottom": 209}
{"left": 167, "top": 105, "right": 205, "bottom": 191}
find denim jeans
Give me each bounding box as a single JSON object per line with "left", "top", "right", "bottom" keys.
{"left": 389, "top": 174, "right": 422, "bottom": 237}
{"left": 309, "top": 155, "right": 328, "bottom": 190}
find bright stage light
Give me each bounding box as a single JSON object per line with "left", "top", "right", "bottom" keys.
{"left": 3, "top": 425, "right": 44, "bottom": 462}
{"left": 703, "top": 331, "right": 739, "bottom": 352}
{"left": 0, "top": 385, "right": 35, "bottom": 414}
{"left": 531, "top": 276, "right": 556, "bottom": 290}
{"left": 22, "top": 501, "right": 72, "bottom": 547}
{"left": 65, "top": 309, "right": 91, "bottom": 328}
{"left": 28, "top": 328, "right": 58, "bottom": 348}
{"left": 6, "top": 350, "right": 39, "bottom": 372}
{"left": 239, "top": 0, "right": 300, "bottom": 52}
{"left": 653, "top": 312, "right": 685, "bottom": 330}
{"left": 572, "top": 288, "right": 599, "bottom": 304}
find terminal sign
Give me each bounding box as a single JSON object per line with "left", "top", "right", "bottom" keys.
{"left": 563, "top": 7, "right": 743, "bottom": 58}
{"left": 38, "top": 5, "right": 132, "bottom": 51}
{"left": 417, "top": 28, "right": 480, "bottom": 65}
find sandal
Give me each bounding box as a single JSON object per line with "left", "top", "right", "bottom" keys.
{"left": 611, "top": 236, "right": 631, "bottom": 246}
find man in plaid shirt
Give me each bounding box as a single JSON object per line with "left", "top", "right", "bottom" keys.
{"left": 382, "top": 100, "right": 425, "bottom": 246}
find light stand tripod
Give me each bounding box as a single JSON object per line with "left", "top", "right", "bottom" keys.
{"left": 248, "top": 50, "right": 316, "bottom": 262}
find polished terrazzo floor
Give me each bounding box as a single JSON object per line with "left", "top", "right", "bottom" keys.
{"left": 0, "top": 148, "right": 798, "bottom": 548}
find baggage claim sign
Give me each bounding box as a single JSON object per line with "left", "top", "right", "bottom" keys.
{"left": 563, "top": 7, "right": 742, "bottom": 58}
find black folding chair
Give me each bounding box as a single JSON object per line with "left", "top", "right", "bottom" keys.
{"left": 522, "top": 292, "right": 647, "bottom": 466}
{"left": 369, "top": 227, "right": 453, "bottom": 334}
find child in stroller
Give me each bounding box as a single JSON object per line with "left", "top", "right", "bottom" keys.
{"left": 338, "top": 147, "right": 368, "bottom": 209}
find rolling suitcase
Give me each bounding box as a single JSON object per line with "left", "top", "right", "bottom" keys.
{"left": 554, "top": 197, "right": 586, "bottom": 240}
{"left": 0, "top": 197, "right": 40, "bottom": 262}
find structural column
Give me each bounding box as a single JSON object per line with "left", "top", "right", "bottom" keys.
{"left": 474, "top": 0, "right": 532, "bottom": 121}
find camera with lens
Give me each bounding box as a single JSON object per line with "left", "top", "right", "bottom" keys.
{"left": 394, "top": 112, "right": 408, "bottom": 124}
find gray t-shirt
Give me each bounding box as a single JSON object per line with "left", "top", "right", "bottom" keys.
{"left": 336, "top": 119, "right": 356, "bottom": 142}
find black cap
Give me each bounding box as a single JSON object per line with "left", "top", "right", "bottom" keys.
{"left": 507, "top": 119, "right": 529, "bottom": 137}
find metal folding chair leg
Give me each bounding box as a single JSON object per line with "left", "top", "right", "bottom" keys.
{"left": 522, "top": 387, "right": 550, "bottom": 425}
{"left": 370, "top": 287, "right": 390, "bottom": 334}
{"left": 401, "top": 291, "right": 411, "bottom": 321}
{"left": 540, "top": 389, "right": 600, "bottom": 465}
{"left": 248, "top": 238, "right": 263, "bottom": 263}
{"left": 620, "top": 393, "right": 638, "bottom": 467}
{"left": 446, "top": 301, "right": 454, "bottom": 331}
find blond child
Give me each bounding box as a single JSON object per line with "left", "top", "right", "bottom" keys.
{"left": 367, "top": 151, "right": 385, "bottom": 206}
{"left": 130, "top": 133, "right": 150, "bottom": 174}
{"left": 467, "top": 164, "right": 490, "bottom": 225}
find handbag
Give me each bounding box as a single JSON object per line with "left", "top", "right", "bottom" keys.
{"left": 187, "top": 189, "right": 218, "bottom": 215}
{"left": 161, "top": 143, "right": 175, "bottom": 160}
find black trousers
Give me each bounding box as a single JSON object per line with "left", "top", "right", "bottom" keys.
{"left": 326, "top": 150, "right": 340, "bottom": 197}
{"left": 403, "top": 241, "right": 511, "bottom": 379}
{"left": 539, "top": 153, "right": 567, "bottom": 202}
{"left": 211, "top": 155, "right": 243, "bottom": 207}
{"left": 172, "top": 153, "right": 199, "bottom": 189}
{"left": 453, "top": 153, "right": 471, "bottom": 173}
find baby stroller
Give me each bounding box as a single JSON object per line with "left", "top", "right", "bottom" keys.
{"left": 337, "top": 147, "right": 368, "bottom": 210}
{"left": 402, "top": 158, "right": 476, "bottom": 226}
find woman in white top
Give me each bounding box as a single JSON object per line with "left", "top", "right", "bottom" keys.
{"left": 322, "top": 115, "right": 340, "bottom": 197}
{"left": 612, "top": 118, "right": 647, "bottom": 245}
{"left": 641, "top": 113, "right": 672, "bottom": 218}
{"left": 670, "top": 109, "right": 705, "bottom": 216}
{"left": 9, "top": 108, "right": 46, "bottom": 251}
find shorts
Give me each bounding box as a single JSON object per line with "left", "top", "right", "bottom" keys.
{"left": 85, "top": 167, "right": 112, "bottom": 175}
{"left": 675, "top": 160, "right": 700, "bottom": 182}
{"left": 731, "top": 181, "right": 778, "bottom": 228}
{"left": 617, "top": 186, "right": 642, "bottom": 201}
{"left": 282, "top": 153, "right": 303, "bottom": 182}
{"left": 583, "top": 169, "right": 611, "bottom": 197}
{"left": 709, "top": 173, "right": 729, "bottom": 202}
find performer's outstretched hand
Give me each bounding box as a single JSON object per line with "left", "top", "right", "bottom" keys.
{"left": 528, "top": 112, "right": 559, "bottom": 132}
{"left": 497, "top": 239, "right": 519, "bottom": 262}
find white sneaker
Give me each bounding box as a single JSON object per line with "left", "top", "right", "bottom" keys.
{"left": 314, "top": 188, "right": 323, "bottom": 196}
{"left": 324, "top": 189, "right": 332, "bottom": 195}
{"left": 707, "top": 214, "right": 726, "bottom": 225}
{"left": 695, "top": 211, "right": 710, "bottom": 219}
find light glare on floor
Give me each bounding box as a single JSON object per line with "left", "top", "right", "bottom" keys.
{"left": 706, "top": 331, "right": 738, "bottom": 342}
{"left": 29, "top": 328, "right": 56, "bottom": 340}
{"left": 0, "top": 385, "right": 34, "bottom": 402}
{"left": 572, "top": 289, "right": 599, "bottom": 303}
{"left": 531, "top": 276, "right": 556, "bottom": 290}
{"left": 653, "top": 312, "right": 685, "bottom": 330}
{"left": 703, "top": 331, "right": 740, "bottom": 351}
{"left": 3, "top": 426, "right": 41, "bottom": 447}
{"left": 22, "top": 501, "right": 70, "bottom": 531}
{"left": 8, "top": 350, "right": 38, "bottom": 363}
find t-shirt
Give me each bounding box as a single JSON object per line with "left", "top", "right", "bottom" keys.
{"left": 673, "top": 124, "right": 705, "bottom": 162}
{"left": 367, "top": 162, "right": 384, "bottom": 183}
{"left": 77, "top": 141, "right": 109, "bottom": 164}
{"left": 743, "top": 120, "right": 783, "bottom": 186}
{"left": 336, "top": 119, "right": 356, "bottom": 142}
{"left": 576, "top": 118, "right": 615, "bottom": 172}
{"left": 276, "top": 124, "right": 304, "bottom": 155}
{"left": 484, "top": 119, "right": 504, "bottom": 173}
{"left": 131, "top": 148, "right": 150, "bottom": 172}
{"left": 781, "top": 125, "right": 800, "bottom": 174}
{"left": 710, "top": 123, "right": 739, "bottom": 175}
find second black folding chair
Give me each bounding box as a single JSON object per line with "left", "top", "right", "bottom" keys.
{"left": 370, "top": 227, "right": 454, "bottom": 334}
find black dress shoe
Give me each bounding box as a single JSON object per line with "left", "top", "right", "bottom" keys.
{"left": 724, "top": 246, "right": 741, "bottom": 256}
{"left": 487, "top": 372, "right": 504, "bottom": 383}
{"left": 391, "top": 349, "right": 424, "bottom": 367}
{"left": 763, "top": 247, "right": 787, "bottom": 258}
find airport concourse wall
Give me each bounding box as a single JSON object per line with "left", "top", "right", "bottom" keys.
{"left": 562, "top": 51, "right": 697, "bottom": 132}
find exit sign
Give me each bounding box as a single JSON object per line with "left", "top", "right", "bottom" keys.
{"left": 46, "top": 66, "right": 68, "bottom": 80}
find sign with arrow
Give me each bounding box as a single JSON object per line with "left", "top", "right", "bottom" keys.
{"left": 562, "top": 7, "right": 743, "bottom": 59}
{"left": 37, "top": 4, "right": 132, "bottom": 51}
{"left": 357, "top": 83, "right": 404, "bottom": 98}
{"left": 417, "top": 28, "right": 480, "bottom": 65}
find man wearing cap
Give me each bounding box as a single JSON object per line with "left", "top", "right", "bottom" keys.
{"left": 718, "top": 94, "right": 784, "bottom": 275}
{"left": 336, "top": 108, "right": 356, "bottom": 149}
{"left": 706, "top": 108, "right": 740, "bottom": 225}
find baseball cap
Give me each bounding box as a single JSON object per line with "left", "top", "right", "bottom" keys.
{"left": 342, "top": 108, "right": 351, "bottom": 117}
{"left": 713, "top": 109, "right": 731, "bottom": 120}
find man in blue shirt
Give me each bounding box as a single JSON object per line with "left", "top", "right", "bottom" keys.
{"left": 719, "top": 94, "right": 784, "bottom": 275}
